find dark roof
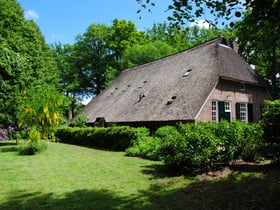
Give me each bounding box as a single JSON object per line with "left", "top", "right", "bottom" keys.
{"left": 81, "top": 37, "right": 267, "bottom": 124}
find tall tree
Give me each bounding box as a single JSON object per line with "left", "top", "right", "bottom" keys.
{"left": 0, "top": 0, "right": 63, "bottom": 133}
{"left": 121, "top": 40, "right": 176, "bottom": 68}
{"left": 52, "top": 43, "right": 81, "bottom": 118}
{"left": 75, "top": 24, "right": 112, "bottom": 96}
{"left": 235, "top": 4, "right": 280, "bottom": 99}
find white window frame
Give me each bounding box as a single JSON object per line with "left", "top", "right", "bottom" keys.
{"left": 224, "top": 101, "right": 231, "bottom": 112}
{"left": 211, "top": 100, "right": 218, "bottom": 122}
{"left": 239, "top": 102, "right": 248, "bottom": 123}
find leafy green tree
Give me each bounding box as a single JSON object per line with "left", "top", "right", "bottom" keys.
{"left": 0, "top": 0, "right": 64, "bottom": 135}
{"left": 108, "top": 19, "right": 149, "bottom": 81}
{"left": 52, "top": 43, "right": 81, "bottom": 118}
{"left": 235, "top": 7, "right": 280, "bottom": 99}
{"left": 137, "top": 0, "right": 280, "bottom": 98}
{"left": 121, "top": 40, "right": 176, "bottom": 67}
{"left": 75, "top": 24, "right": 112, "bottom": 95}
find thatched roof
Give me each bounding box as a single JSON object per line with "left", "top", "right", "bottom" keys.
{"left": 81, "top": 37, "right": 267, "bottom": 124}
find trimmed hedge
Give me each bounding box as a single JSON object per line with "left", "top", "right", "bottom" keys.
{"left": 55, "top": 126, "right": 149, "bottom": 151}
{"left": 56, "top": 121, "right": 264, "bottom": 171}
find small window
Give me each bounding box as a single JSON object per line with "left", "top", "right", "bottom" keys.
{"left": 224, "top": 101, "right": 231, "bottom": 112}
{"left": 183, "top": 69, "right": 192, "bottom": 77}
{"left": 239, "top": 103, "right": 247, "bottom": 123}
{"left": 212, "top": 100, "right": 218, "bottom": 122}
{"left": 236, "top": 102, "right": 253, "bottom": 123}
{"left": 138, "top": 80, "right": 147, "bottom": 88}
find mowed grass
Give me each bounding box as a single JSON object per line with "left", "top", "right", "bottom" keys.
{"left": 0, "top": 141, "right": 280, "bottom": 210}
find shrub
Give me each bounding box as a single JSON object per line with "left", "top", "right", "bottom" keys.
{"left": 72, "top": 113, "right": 88, "bottom": 127}
{"left": 18, "top": 128, "right": 48, "bottom": 155}
{"left": 155, "top": 125, "right": 187, "bottom": 166}
{"left": 261, "top": 100, "right": 280, "bottom": 162}
{"left": 125, "top": 136, "right": 161, "bottom": 160}
{"left": 0, "top": 129, "right": 7, "bottom": 141}
{"left": 55, "top": 126, "right": 150, "bottom": 151}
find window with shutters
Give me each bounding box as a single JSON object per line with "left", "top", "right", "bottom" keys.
{"left": 236, "top": 102, "right": 253, "bottom": 123}
{"left": 239, "top": 103, "right": 247, "bottom": 123}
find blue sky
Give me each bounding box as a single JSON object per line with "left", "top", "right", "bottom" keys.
{"left": 17, "top": 0, "right": 178, "bottom": 44}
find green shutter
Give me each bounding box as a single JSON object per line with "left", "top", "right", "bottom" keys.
{"left": 236, "top": 103, "right": 241, "bottom": 120}
{"left": 218, "top": 101, "right": 225, "bottom": 121}
{"left": 248, "top": 103, "right": 253, "bottom": 123}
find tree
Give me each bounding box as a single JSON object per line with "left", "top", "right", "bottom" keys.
{"left": 137, "top": 0, "right": 280, "bottom": 99}
{"left": 74, "top": 24, "right": 113, "bottom": 96}
{"left": 137, "top": 0, "right": 259, "bottom": 27}
{"left": 121, "top": 40, "right": 176, "bottom": 68}
{"left": 0, "top": 0, "right": 64, "bottom": 136}
{"left": 235, "top": 6, "right": 280, "bottom": 99}
{"left": 52, "top": 43, "right": 81, "bottom": 118}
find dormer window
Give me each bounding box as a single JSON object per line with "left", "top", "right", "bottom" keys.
{"left": 138, "top": 80, "right": 147, "bottom": 88}
{"left": 183, "top": 69, "right": 192, "bottom": 77}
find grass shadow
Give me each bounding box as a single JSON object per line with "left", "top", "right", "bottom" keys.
{"left": 1, "top": 168, "right": 279, "bottom": 210}
{"left": 0, "top": 146, "right": 18, "bottom": 153}
{"left": 0, "top": 141, "right": 17, "bottom": 147}
{"left": 0, "top": 189, "right": 149, "bottom": 210}
{"left": 140, "top": 166, "right": 280, "bottom": 210}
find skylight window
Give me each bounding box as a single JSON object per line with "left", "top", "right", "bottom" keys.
{"left": 183, "top": 69, "right": 192, "bottom": 77}
{"left": 138, "top": 80, "right": 147, "bottom": 88}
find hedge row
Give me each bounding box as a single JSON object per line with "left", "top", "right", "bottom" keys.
{"left": 126, "top": 121, "right": 263, "bottom": 170}
{"left": 55, "top": 121, "right": 264, "bottom": 170}
{"left": 55, "top": 126, "right": 149, "bottom": 151}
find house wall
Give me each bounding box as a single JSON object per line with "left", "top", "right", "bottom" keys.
{"left": 196, "top": 79, "right": 271, "bottom": 123}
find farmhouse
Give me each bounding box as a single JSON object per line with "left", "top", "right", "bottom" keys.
{"left": 80, "top": 37, "right": 271, "bottom": 128}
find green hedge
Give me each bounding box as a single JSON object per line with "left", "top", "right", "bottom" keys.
{"left": 125, "top": 121, "right": 264, "bottom": 170}
{"left": 55, "top": 126, "right": 150, "bottom": 151}
{"left": 261, "top": 100, "right": 280, "bottom": 162}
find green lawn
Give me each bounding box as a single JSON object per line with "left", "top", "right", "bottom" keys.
{"left": 0, "top": 141, "right": 279, "bottom": 210}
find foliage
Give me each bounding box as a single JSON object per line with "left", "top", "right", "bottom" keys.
{"left": 72, "top": 113, "right": 88, "bottom": 127}
{"left": 0, "top": 129, "right": 7, "bottom": 141}
{"left": 55, "top": 126, "right": 150, "bottom": 151}
{"left": 1, "top": 142, "right": 280, "bottom": 209}
{"left": 18, "top": 86, "right": 67, "bottom": 139}
{"left": 235, "top": 7, "right": 280, "bottom": 99}
{"left": 18, "top": 128, "right": 48, "bottom": 155}
{"left": 0, "top": 0, "right": 63, "bottom": 131}
{"left": 126, "top": 122, "right": 264, "bottom": 170}
{"left": 261, "top": 100, "right": 280, "bottom": 162}
{"left": 125, "top": 136, "right": 161, "bottom": 160}
{"left": 121, "top": 40, "right": 176, "bottom": 68}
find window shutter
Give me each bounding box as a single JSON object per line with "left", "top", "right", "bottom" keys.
{"left": 248, "top": 103, "right": 253, "bottom": 123}
{"left": 218, "top": 101, "right": 225, "bottom": 121}
{"left": 236, "top": 103, "right": 241, "bottom": 120}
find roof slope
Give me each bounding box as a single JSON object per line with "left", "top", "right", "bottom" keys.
{"left": 82, "top": 38, "right": 266, "bottom": 124}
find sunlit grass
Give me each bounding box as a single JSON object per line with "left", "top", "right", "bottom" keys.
{"left": 0, "top": 140, "right": 279, "bottom": 210}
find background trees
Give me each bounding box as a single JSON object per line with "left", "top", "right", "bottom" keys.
{"left": 137, "top": 0, "right": 280, "bottom": 99}
{"left": 0, "top": 0, "right": 64, "bottom": 137}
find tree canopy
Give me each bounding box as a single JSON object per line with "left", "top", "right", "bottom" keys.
{"left": 0, "top": 0, "right": 64, "bottom": 135}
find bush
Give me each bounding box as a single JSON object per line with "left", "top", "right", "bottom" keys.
{"left": 18, "top": 128, "right": 48, "bottom": 155}
{"left": 125, "top": 136, "right": 161, "bottom": 160}
{"left": 72, "top": 113, "right": 88, "bottom": 127}
{"left": 0, "top": 128, "right": 7, "bottom": 141}
{"left": 156, "top": 121, "right": 264, "bottom": 170}
{"left": 261, "top": 100, "right": 280, "bottom": 162}
{"left": 55, "top": 126, "right": 150, "bottom": 151}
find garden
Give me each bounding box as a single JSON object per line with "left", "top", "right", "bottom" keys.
{"left": 1, "top": 100, "right": 280, "bottom": 209}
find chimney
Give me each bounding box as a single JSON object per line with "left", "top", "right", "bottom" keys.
{"left": 220, "top": 38, "right": 239, "bottom": 53}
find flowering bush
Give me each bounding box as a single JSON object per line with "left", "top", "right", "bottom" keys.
{"left": 0, "top": 129, "right": 7, "bottom": 141}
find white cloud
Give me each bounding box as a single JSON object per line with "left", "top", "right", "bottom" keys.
{"left": 24, "top": 10, "right": 39, "bottom": 21}
{"left": 190, "top": 20, "right": 210, "bottom": 29}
